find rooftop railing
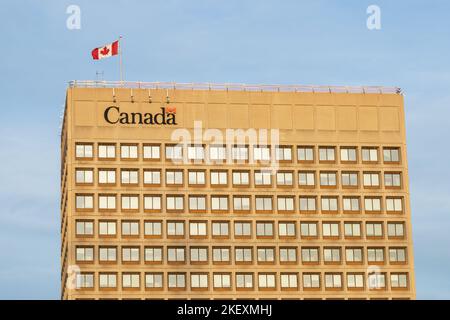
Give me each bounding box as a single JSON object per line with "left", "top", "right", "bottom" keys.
{"left": 69, "top": 80, "right": 402, "bottom": 94}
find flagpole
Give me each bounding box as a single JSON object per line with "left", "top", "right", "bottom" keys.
{"left": 119, "top": 36, "right": 123, "bottom": 83}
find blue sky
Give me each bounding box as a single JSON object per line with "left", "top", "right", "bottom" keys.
{"left": 0, "top": 0, "right": 449, "bottom": 299}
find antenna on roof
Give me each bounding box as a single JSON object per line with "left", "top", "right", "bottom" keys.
{"left": 96, "top": 71, "right": 104, "bottom": 82}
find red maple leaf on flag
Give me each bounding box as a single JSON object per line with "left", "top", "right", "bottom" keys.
{"left": 100, "top": 46, "right": 110, "bottom": 55}
{"left": 167, "top": 106, "right": 176, "bottom": 113}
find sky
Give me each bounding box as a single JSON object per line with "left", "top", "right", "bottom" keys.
{"left": 0, "top": 0, "right": 449, "bottom": 299}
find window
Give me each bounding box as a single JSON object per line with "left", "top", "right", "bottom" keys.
{"left": 256, "top": 222, "right": 274, "bottom": 238}
{"left": 276, "top": 171, "right": 293, "bottom": 186}
{"left": 189, "top": 196, "right": 206, "bottom": 212}
{"left": 144, "top": 195, "right": 162, "bottom": 212}
{"left": 212, "top": 247, "right": 230, "bottom": 263}
{"left": 297, "top": 146, "right": 314, "bottom": 162}
{"left": 319, "top": 147, "right": 335, "bottom": 162}
{"left": 167, "top": 247, "right": 185, "bottom": 263}
{"left": 387, "top": 222, "right": 405, "bottom": 238}
{"left": 209, "top": 145, "right": 226, "bottom": 162}
{"left": 384, "top": 172, "right": 402, "bottom": 188}
{"left": 363, "top": 172, "right": 380, "bottom": 187}
{"left": 278, "top": 222, "right": 296, "bottom": 237}
{"left": 253, "top": 145, "right": 270, "bottom": 161}
{"left": 120, "top": 144, "right": 138, "bottom": 159}
{"left": 255, "top": 196, "right": 273, "bottom": 212}
{"left": 275, "top": 146, "right": 292, "bottom": 161}
{"left": 98, "top": 169, "right": 116, "bottom": 185}
{"left": 99, "top": 247, "right": 117, "bottom": 262}
{"left": 280, "top": 274, "right": 298, "bottom": 289}
{"left": 75, "top": 194, "right": 93, "bottom": 210}
{"left": 299, "top": 196, "right": 316, "bottom": 213}
{"left": 121, "top": 195, "right": 139, "bottom": 211}
{"left": 233, "top": 196, "right": 250, "bottom": 212}
{"left": 213, "top": 273, "right": 231, "bottom": 289}
{"left": 323, "top": 248, "right": 341, "bottom": 264}
{"left": 298, "top": 171, "right": 315, "bottom": 187}
{"left": 303, "top": 273, "right": 320, "bottom": 289}
{"left": 321, "top": 197, "right": 338, "bottom": 213}
{"left": 322, "top": 222, "right": 340, "bottom": 238}
{"left": 232, "top": 170, "right": 250, "bottom": 186}
{"left": 340, "top": 147, "right": 357, "bottom": 162}
{"left": 347, "top": 274, "right": 364, "bottom": 289}
{"left": 166, "top": 170, "right": 183, "bottom": 185}
{"left": 391, "top": 273, "right": 408, "bottom": 289}
{"left": 98, "top": 144, "right": 115, "bottom": 159}
{"left": 341, "top": 172, "right": 358, "bottom": 187}
{"left": 364, "top": 197, "right": 382, "bottom": 213}
{"left": 76, "top": 143, "right": 93, "bottom": 159}
{"left": 212, "top": 221, "right": 229, "bottom": 238}
{"left": 189, "top": 221, "right": 207, "bottom": 237}
{"left": 99, "top": 273, "right": 117, "bottom": 289}
{"left": 76, "top": 273, "right": 94, "bottom": 289}
{"left": 191, "top": 274, "right": 208, "bottom": 289}
{"left": 98, "top": 194, "right": 116, "bottom": 210}
{"left": 187, "top": 145, "right": 205, "bottom": 161}
{"left": 211, "top": 196, "right": 228, "bottom": 212}
{"left": 345, "top": 248, "right": 363, "bottom": 264}
{"left": 232, "top": 145, "right": 249, "bottom": 162}
{"left": 165, "top": 144, "right": 183, "bottom": 160}
{"left": 75, "top": 169, "right": 93, "bottom": 184}
{"left": 143, "top": 144, "right": 160, "bottom": 160}
{"left": 254, "top": 171, "right": 272, "bottom": 186}
{"left": 320, "top": 172, "right": 337, "bottom": 187}
{"left": 188, "top": 170, "right": 206, "bottom": 185}
{"left": 366, "top": 222, "right": 383, "bottom": 238}
{"left": 257, "top": 247, "right": 275, "bottom": 263}
{"left": 325, "top": 273, "right": 342, "bottom": 289}
{"left": 301, "top": 248, "right": 319, "bottom": 264}
{"left": 300, "top": 222, "right": 318, "bottom": 238}
{"left": 362, "top": 147, "right": 378, "bottom": 162}
{"left": 190, "top": 247, "right": 208, "bottom": 263}
{"left": 343, "top": 197, "right": 360, "bottom": 213}
{"left": 386, "top": 197, "right": 403, "bottom": 213}
{"left": 236, "top": 273, "right": 253, "bottom": 289}
{"left": 121, "top": 221, "right": 139, "bottom": 236}
{"left": 368, "top": 273, "right": 386, "bottom": 290}
{"left": 367, "top": 248, "right": 385, "bottom": 263}
{"left": 167, "top": 221, "right": 184, "bottom": 237}
{"left": 389, "top": 247, "right": 407, "bottom": 263}
{"left": 211, "top": 170, "right": 228, "bottom": 186}
{"left": 280, "top": 247, "right": 297, "bottom": 263}
{"left": 121, "top": 169, "right": 139, "bottom": 185}
{"left": 168, "top": 273, "right": 186, "bottom": 289}
{"left": 383, "top": 147, "right": 400, "bottom": 163}
{"left": 144, "top": 247, "right": 163, "bottom": 263}
{"left": 143, "top": 169, "right": 161, "bottom": 185}
{"left": 277, "top": 196, "right": 294, "bottom": 212}
{"left": 122, "top": 247, "right": 140, "bottom": 263}
{"left": 166, "top": 195, "right": 184, "bottom": 211}
{"left": 234, "top": 221, "right": 252, "bottom": 238}
{"left": 235, "top": 247, "right": 253, "bottom": 263}
{"left": 76, "top": 247, "right": 93, "bottom": 262}
{"left": 122, "top": 273, "right": 140, "bottom": 289}
{"left": 258, "top": 273, "right": 276, "bottom": 289}
{"left": 344, "top": 222, "right": 361, "bottom": 238}
{"left": 144, "top": 221, "right": 162, "bottom": 237}
{"left": 145, "top": 273, "right": 163, "bottom": 289}
{"left": 99, "top": 221, "right": 116, "bottom": 236}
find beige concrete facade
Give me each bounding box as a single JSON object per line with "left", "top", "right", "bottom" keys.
{"left": 61, "top": 83, "right": 415, "bottom": 300}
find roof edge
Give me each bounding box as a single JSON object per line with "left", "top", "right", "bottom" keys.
{"left": 68, "top": 80, "right": 402, "bottom": 95}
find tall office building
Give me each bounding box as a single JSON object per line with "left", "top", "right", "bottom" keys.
{"left": 60, "top": 81, "right": 415, "bottom": 300}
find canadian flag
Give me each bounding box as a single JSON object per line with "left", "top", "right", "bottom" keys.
{"left": 91, "top": 40, "right": 119, "bottom": 60}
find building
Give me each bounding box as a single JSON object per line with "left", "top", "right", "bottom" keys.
{"left": 60, "top": 80, "right": 415, "bottom": 300}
